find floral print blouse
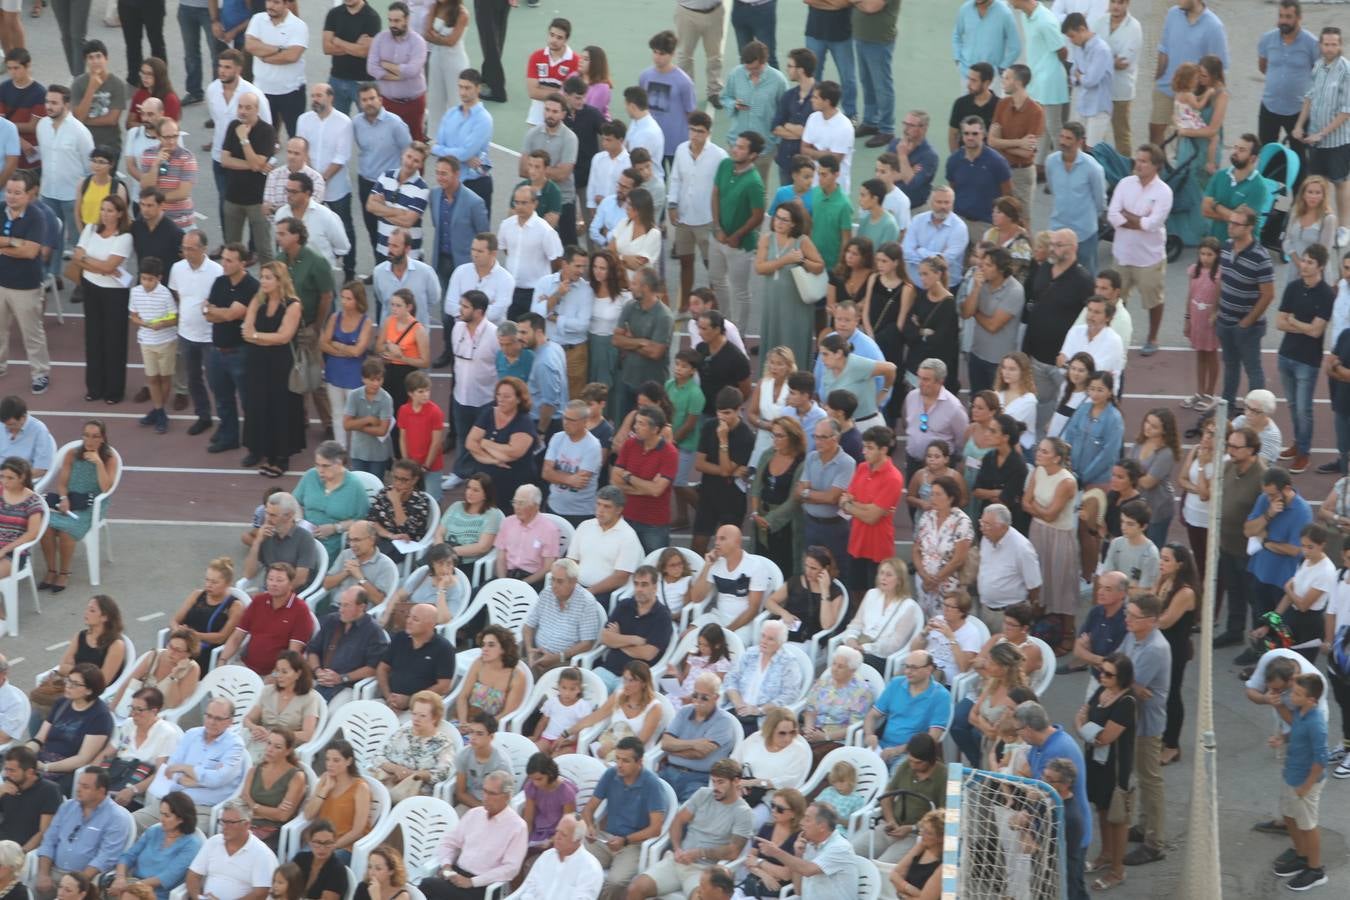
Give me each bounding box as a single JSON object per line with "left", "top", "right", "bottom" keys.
{"left": 372, "top": 723, "right": 457, "bottom": 794}
{"left": 802, "top": 673, "right": 873, "bottom": 728}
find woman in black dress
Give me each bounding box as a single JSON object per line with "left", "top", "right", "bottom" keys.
{"left": 901, "top": 256, "right": 960, "bottom": 394}
{"left": 762, "top": 546, "right": 845, "bottom": 645}
{"left": 168, "top": 557, "right": 244, "bottom": 672}
{"left": 292, "top": 819, "right": 351, "bottom": 896}
{"left": 1074, "top": 652, "right": 1137, "bottom": 892}
{"left": 972, "top": 413, "right": 1029, "bottom": 532}
{"left": 749, "top": 416, "right": 806, "bottom": 577}
{"left": 243, "top": 262, "right": 306, "bottom": 478}
{"left": 861, "top": 242, "right": 907, "bottom": 372}
{"left": 740, "top": 788, "right": 805, "bottom": 897}
{"left": 1157, "top": 543, "right": 1198, "bottom": 765}
{"left": 891, "top": 809, "right": 945, "bottom": 899}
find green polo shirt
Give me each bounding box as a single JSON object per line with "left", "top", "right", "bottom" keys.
{"left": 809, "top": 185, "right": 854, "bottom": 271}
{"left": 1203, "top": 167, "right": 1272, "bottom": 242}
{"left": 514, "top": 178, "right": 562, "bottom": 220}
{"left": 713, "top": 158, "right": 765, "bottom": 252}
{"left": 616, "top": 297, "right": 675, "bottom": 388}
{"left": 665, "top": 376, "right": 706, "bottom": 451}
{"left": 285, "top": 245, "right": 336, "bottom": 325}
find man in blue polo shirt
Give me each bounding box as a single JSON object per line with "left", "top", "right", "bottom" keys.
{"left": 1016, "top": 700, "right": 1091, "bottom": 844}
{"left": 0, "top": 173, "right": 50, "bottom": 394}
{"left": 863, "top": 650, "right": 953, "bottom": 770}
{"left": 1245, "top": 466, "right": 1314, "bottom": 637}
{"left": 945, "top": 116, "right": 1012, "bottom": 237}
{"left": 581, "top": 737, "right": 671, "bottom": 899}
{"left": 0, "top": 395, "right": 54, "bottom": 478}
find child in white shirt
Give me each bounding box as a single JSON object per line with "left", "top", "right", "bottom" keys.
{"left": 127, "top": 256, "right": 178, "bottom": 434}
{"left": 531, "top": 667, "right": 594, "bottom": 755}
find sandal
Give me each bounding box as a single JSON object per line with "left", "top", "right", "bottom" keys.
{"left": 1084, "top": 859, "right": 1111, "bottom": 875}
{"left": 50, "top": 571, "right": 70, "bottom": 593}
{"left": 1091, "top": 873, "right": 1125, "bottom": 891}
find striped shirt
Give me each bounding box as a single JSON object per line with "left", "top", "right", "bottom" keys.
{"left": 522, "top": 585, "right": 605, "bottom": 655}
{"left": 1306, "top": 55, "right": 1350, "bottom": 149}
{"left": 373, "top": 168, "right": 429, "bottom": 259}
{"left": 137, "top": 146, "right": 198, "bottom": 230}
{"left": 130, "top": 283, "right": 179, "bottom": 344}
{"left": 1217, "top": 239, "right": 1275, "bottom": 327}
{"left": 0, "top": 491, "right": 41, "bottom": 546}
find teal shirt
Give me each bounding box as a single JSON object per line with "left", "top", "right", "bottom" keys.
{"left": 666, "top": 376, "right": 706, "bottom": 451}
{"left": 496, "top": 347, "right": 534, "bottom": 382}
{"left": 855, "top": 210, "right": 900, "bottom": 247}
{"left": 720, "top": 64, "right": 789, "bottom": 148}
{"left": 1203, "top": 167, "right": 1272, "bottom": 241}
{"left": 808, "top": 185, "right": 854, "bottom": 271}
{"left": 293, "top": 469, "right": 371, "bottom": 557}
{"left": 1021, "top": 4, "right": 1069, "bottom": 106}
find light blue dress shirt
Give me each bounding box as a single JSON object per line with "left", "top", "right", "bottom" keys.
{"left": 40, "top": 795, "right": 131, "bottom": 873}
{"left": 1155, "top": 6, "right": 1230, "bottom": 96}
{"left": 588, "top": 194, "right": 626, "bottom": 245}
{"left": 1071, "top": 35, "right": 1115, "bottom": 117}
{"left": 353, "top": 108, "right": 413, "bottom": 181}
{"left": 527, "top": 339, "right": 569, "bottom": 424}
{"left": 1022, "top": 4, "right": 1069, "bottom": 106}
{"left": 372, "top": 258, "right": 442, "bottom": 328}
{"left": 902, "top": 211, "right": 969, "bottom": 287}
{"left": 0, "top": 414, "right": 54, "bottom": 471}
{"left": 120, "top": 824, "right": 205, "bottom": 900}
{"left": 1045, "top": 149, "right": 1107, "bottom": 241}
{"left": 952, "top": 0, "right": 1021, "bottom": 74}
{"left": 146, "top": 726, "right": 247, "bottom": 807}
{"left": 432, "top": 101, "right": 494, "bottom": 176}
{"left": 720, "top": 64, "right": 789, "bottom": 148}
{"left": 530, "top": 272, "right": 594, "bottom": 346}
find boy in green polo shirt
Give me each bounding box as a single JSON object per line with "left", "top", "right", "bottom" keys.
{"left": 667, "top": 349, "right": 706, "bottom": 528}
{"left": 515, "top": 150, "right": 564, "bottom": 228}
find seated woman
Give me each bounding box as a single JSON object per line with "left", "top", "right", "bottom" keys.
{"left": 0, "top": 456, "right": 43, "bottom": 637}
{"left": 762, "top": 546, "right": 845, "bottom": 645}
{"left": 730, "top": 706, "right": 812, "bottom": 829}
{"left": 890, "top": 809, "right": 945, "bottom": 899}
{"left": 0, "top": 840, "right": 28, "bottom": 900}
{"left": 564, "top": 661, "right": 663, "bottom": 760}
{"left": 29, "top": 595, "right": 127, "bottom": 734}
{"left": 243, "top": 727, "right": 307, "bottom": 848}
{"left": 800, "top": 646, "right": 873, "bottom": 764}
{"left": 521, "top": 753, "right": 577, "bottom": 853}
{"left": 110, "top": 630, "right": 201, "bottom": 718}
{"left": 101, "top": 687, "right": 182, "bottom": 808}
{"left": 372, "top": 691, "right": 458, "bottom": 802}
{"left": 242, "top": 650, "right": 324, "bottom": 763}
{"left": 912, "top": 589, "right": 985, "bottom": 687}
{"left": 453, "top": 626, "right": 527, "bottom": 730}
{"left": 301, "top": 740, "right": 372, "bottom": 862}
{"left": 294, "top": 440, "right": 371, "bottom": 560}
{"left": 723, "top": 621, "right": 803, "bottom": 735}
{"left": 38, "top": 419, "right": 120, "bottom": 593}
{"left": 659, "top": 622, "right": 733, "bottom": 704}
{"left": 739, "top": 787, "right": 806, "bottom": 897}
{"left": 108, "top": 792, "right": 203, "bottom": 900}
{"left": 381, "top": 544, "right": 461, "bottom": 635}
{"left": 293, "top": 820, "right": 351, "bottom": 900}
{"left": 27, "top": 661, "right": 115, "bottom": 793}
{"left": 168, "top": 557, "right": 245, "bottom": 672}
{"left": 367, "top": 459, "right": 433, "bottom": 564}
{"left": 433, "top": 473, "right": 503, "bottom": 571}
{"left": 836, "top": 559, "right": 923, "bottom": 673}
{"left": 352, "top": 846, "right": 411, "bottom": 900}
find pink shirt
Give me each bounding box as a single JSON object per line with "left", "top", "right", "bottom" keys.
{"left": 495, "top": 513, "right": 562, "bottom": 574}
{"left": 1106, "top": 173, "right": 1173, "bottom": 267}
{"left": 438, "top": 806, "right": 529, "bottom": 886}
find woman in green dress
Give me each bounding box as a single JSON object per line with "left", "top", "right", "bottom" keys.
{"left": 40, "top": 419, "right": 120, "bottom": 593}
{"left": 754, "top": 199, "right": 825, "bottom": 377}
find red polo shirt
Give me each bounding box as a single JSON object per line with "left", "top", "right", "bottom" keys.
{"left": 615, "top": 437, "right": 678, "bottom": 526}
{"left": 238, "top": 593, "right": 317, "bottom": 676}
{"left": 846, "top": 458, "right": 904, "bottom": 562}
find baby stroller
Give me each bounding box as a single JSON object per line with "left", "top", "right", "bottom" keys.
{"left": 1092, "top": 136, "right": 1194, "bottom": 263}
{"left": 1256, "top": 141, "right": 1302, "bottom": 259}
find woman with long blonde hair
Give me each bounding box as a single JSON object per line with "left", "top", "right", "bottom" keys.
{"left": 747, "top": 346, "right": 798, "bottom": 463}
{"left": 1283, "top": 174, "right": 1337, "bottom": 283}
{"left": 243, "top": 259, "right": 306, "bottom": 478}
{"left": 994, "top": 351, "right": 1037, "bottom": 455}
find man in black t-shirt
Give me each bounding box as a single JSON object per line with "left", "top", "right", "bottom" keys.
{"left": 692, "top": 386, "right": 755, "bottom": 554}
{"left": 1276, "top": 243, "right": 1336, "bottom": 473}
{"left": 694, "top": 309, "right": 752, "bottom": 415}
{"left": 563, "top": 77, "right": 603, "bottom": 233}
{"left": 1023, "top": 229, "right": 1094, "bottom": 432}
{"left": 322, "top": 0, "right": 383, "bottom": 115}
{"left": 948, "top": 61, "right": 996, "bottom": 152}
{"left": 0, "top": 745, "right": 63, "bottom": 850}
{"left": 220, "top": 91, "right": 278, "bottom": 264}
{"left": 203, "top": 244, "right": 259, "bottom": 455}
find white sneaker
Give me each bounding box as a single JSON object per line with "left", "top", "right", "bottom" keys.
{"left": 441, "top": 473, "right": 463, "bottom": 491}
{"left": 1333, "top": 756, "right": 1350, "bottom": 779}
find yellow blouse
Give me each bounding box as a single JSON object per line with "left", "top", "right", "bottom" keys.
{"left": 79, "top": 178, "right": 113, "bottom": 230}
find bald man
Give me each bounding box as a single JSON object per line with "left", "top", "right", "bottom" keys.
{"left": 220, "top": 91, "right": 279, "bottom": 263}
{"left": 687, "top": 525, "right": 767, "bottom": 639}
{"left": 376, "top": 601, "right": 456, "bottom": 710}
{"left": 124, "top": 98, "right": 165, "bottom": 183}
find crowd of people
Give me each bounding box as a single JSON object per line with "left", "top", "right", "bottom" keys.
{"left": 0, "top": 0, "right": 1347, "bottom": 897}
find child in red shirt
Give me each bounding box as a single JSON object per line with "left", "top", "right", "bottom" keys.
{"left": 396, "top": 371, "right": 446, "bottom": 486}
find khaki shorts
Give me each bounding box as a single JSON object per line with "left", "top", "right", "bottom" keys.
{"left": 140, "top": 340, "right": 178, "bottom": 377}
{"left": 673, "top": 221, "right": 713, "bottom": 258}
{"left": 1119, "top": 259, "right": 1167, "bottom": 310}
{"left": 642, "top": 854, "right": 707, "bottom": 897}
{"left": 1281, "top": 780, "right": 1323, "bottom": 831}
{"left": 1149, "top": 89, "right": 1175, "bottom": 127}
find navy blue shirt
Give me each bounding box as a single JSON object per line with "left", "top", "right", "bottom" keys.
{"left": 1332, "top": 328, "right": 1350, "bottom": 415}
{"left": 1079, "top": 602, "right": 1127, "bottom": 678}
{"left": 602, "top": 597, "right": 676, "bottom": 676}
{"left": 0, "top": 205, "right": 45, "bottom": 290}
{"left": 1276, "top": 278, "right": 1335, "bottom": 368}
{"left": 887, "top": 137, "right": 940, "bottom": 208}
{"left": 945, "top": 145, "right": 1012, "bottom": 223}
{"left": 772, "top": 84, "right": 816, "bottom": 170}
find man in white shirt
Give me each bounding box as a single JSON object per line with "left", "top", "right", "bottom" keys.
{"left": 1105, "top": 142, "right": 1172, "bottom": 355}
{"left": 588, "top": 121, "right": 631, "bottom": 210}
{"left": 498, "top": 183, "right": 563, "bottom": 322}
{"left": 123, "top": 97, "right": 164, "bottom": 186}
{"left": 273, "top": 172, "right": 350, "bottom": 272}
{"left": 297, "top": 82, "right": 356, "bottom": 281}
{"left": 513, "top": 814, "right": 603, "bottom": 900}
{"left": 566, "top": 487, "right": 644, "bottom": 612}
{"left": 668, "top": 110, "right": 728, "bottom": 307}
{"left": 169, "top": 230, "right": 224, "bottom": 439}
{"left": 185, "top": 798, "right": 277, "bottom": 900}
{"left": 244, "top": 0, "right": 309, "bottom": 138}
{"left": 873, "top": 153, "right": 913, "bottom": 238}
{"left": 35, "top": 85, "right": 93, "bottom": 263}
{"left": 800, "top": 81, "right": 855, "bottom": 194}
{"left": 0, "top": 655, "right": 26, "bottom": 744}
{"left": 1058, "top": 294, "right": 1125, "bottom": 383}
{"left": 447, "top": 233, "right": 515, "bottom": 325}
{"left": 206, "top": 49, "right": 274, "bottom": 226}
{"left": 445, "top": 290, "right": 498, "bottom": 488}
{"left": 976, "top": 504, "right": 1042, "bottom": 629}
{"left": 623, "top": 86, "right": 666, "bottom": 185}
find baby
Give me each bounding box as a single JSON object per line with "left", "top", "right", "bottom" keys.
{"left": 532, "top": 667, "right": 594, "bottom": 755}
{"left": 1170, "top": 63, "right": 1212, "bottom": 132}
{"left": 816, "top": 760, "right": 868, "bottom": 832}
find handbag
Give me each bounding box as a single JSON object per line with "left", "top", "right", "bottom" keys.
{"left": 740, "top": 763, "right": 770, "bottom": 808}
{"left": 44, "top": 491, "right": 91, "bottom": 511}
{"left": 287, "top": 340, "right": 322, "bottom": 394}
{"left": 62, "top": 258, "right": 83, "bottom": 284}
{"left": 791, "top": 265, "right": 828, "bottom": 305}
{"left": 105, "top": 757, "right": 156, "bottom": 792}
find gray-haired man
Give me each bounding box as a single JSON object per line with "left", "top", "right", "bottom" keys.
{"left": 185, "top": 797, "right": 277, "bottom": 900}
{"left": 567, "top": 484, "right": 644, "bottom": 609}
{"left": 976, "top": 504, "right": 1042, "bottom": 630}
{"left": 796, "top": 418, "right": 856, "bottom": 583}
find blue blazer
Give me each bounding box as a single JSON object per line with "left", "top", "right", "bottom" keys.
{"left": 427, "top": 184, "right": 490, "bottom": 270}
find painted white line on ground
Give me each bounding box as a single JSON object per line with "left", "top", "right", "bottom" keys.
{"left": 44, "top": 642, "right": 66, "bottom": 652}
{"left": 121, "top": 465, "right": 306, "bottom": 476}
{"left": 136, "top": 612, "right": 165, "bottom": 622}
{"left": 6, "top": 658, "right": 22, "bottom": 667}
{"left": 6, "top": 359, "right": 450, "bottom": 378}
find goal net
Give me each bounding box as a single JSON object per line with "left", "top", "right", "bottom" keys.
{"left": 941, "top": 764, "right": 1067, "bottom": 900}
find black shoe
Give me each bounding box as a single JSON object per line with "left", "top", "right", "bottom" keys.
{"left": 139, "top": 409, "right": 158, "bottom": 426}
{"left": 1127, "top": 826, "right": 1144, "bottom": 843}
{"left": 1253, "top": 819, "right": 1288, "bottom": 834}
{"left": 183, "top": 92, "right": 205, "bottom": 106}
{"left": 865, "top": 133, "right": 895, "bottom": 149}
{"left": 1212, "top": 631, "right": 1244, "bottom": 648}
{"left": 207, "top": 441, "right": 240, "bottom": 453}
{"left": 187, "top": 417, "right": 213, "bottom": 436}
{"left": 706, "top": 94, "right": 722, "bottom": 110}
{"left": 1316, "top": 459, "right": 1346, "bottom": 475}
{"left": 1235, "top": 646, "right": 1262, "bottom": 666}
{"left": 431, "top": 353, "right": 453, "bottom": 369}
{"left": 1122, "top": 845, "right": 1164, "bottom": 866}
{"left": 1287, "top": 867, "right": 1327, "bottom": 891}
{"left": 855, "top": 123, "right": 879, "bottom": 137}
{"left": 83, "top": 393, "right": 101, "bottom": 402}
{"left": 1273, "top": 850, "right": 1306, "bottom": 878}
{"left": 241, "top": 453, "right": 261, "bottom": 467}
{"left": 204, "top": 118, "right": 214, "bottom": 129}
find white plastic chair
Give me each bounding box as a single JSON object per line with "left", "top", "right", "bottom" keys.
{"left": 566, "top": 593, "right": 614, "bottom": 669}
{"left": 351, "top": 796, "right": 458, "bottom": 881}
{"left": 279, "top": 772, "right": 390, "bottom": 863}
{"left": 553, "top": 753, "right": 606, "bottom": 807}
{"left": 779, "top": 643, "right": 816, "bottom": 716}
{"left": 342, "top": 867, "right": 357, "bottom": 900}
{"left": 503, "top": 666, "right": 608, "bottom": 735}
{"left": 795, "top": 746, "right": 888, "bottom": 837}
{"left": 297, "top": 699, "right": 401, "bottom": 771}
{"left": 351, "top": 470, "right": 386, "bottom": 501}
{"left": 478, "top": 578, "right": 539, "bottom": 638}
{"left": 396, "top": 493, "right": 442, "bottom": 577}
{"left": 469, "top": 549, "right": 499, "bottom": 589}
{"left": 950, "top": 618, "right": 995, "bottom": 705}
{"left": 162, "top": 664, "right": 264, "bottom": 727}
{"left": 443, "top": 649, "right": 535, "bottom": 729}
{"left": 491, "top": 731, "right": 539, "bottom": 792}
{"left": 1026, "top": 635, "right": 1056, "bottom": 697}
{"left": 298, "top": 541, "right": 333, "bottom": 608}
{"left": 43, "top": 441, "right": 124, "bottom": 586}
{"left": 539, "top": 513, "right": 575, "bottom": 557}
{"left": 0, "top": 495, "right": 47, "bottom": 636}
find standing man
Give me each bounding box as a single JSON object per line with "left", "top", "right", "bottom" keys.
{"left": 206, "top": 50, "right": 273, "bottom": 227}
{"left": 1202, "top": 135, "right": 1272, "bottom": 241}
{"left": 474, "top": 0, "right": 512, "bottom": 104}
{"left": 1258, "top": 0, "right": 1317, "bottom": 173}
{"left": 800, "top": 80, "right": 854, "bottom": 193}
{"left": 525, "top": 18, "right": 577, "bottom": 127}
{"left": 432, "top": 69, "right": 495, "bottom": 215}
{"left": 203, "top": 244, "right": 256, "bottom": 454}
{"left": 298, "top": 84, "right": 356, "bottom": 282}
{"left": 323, "top": 0, "right": 382, "bottom": 115}
{"left": 1150, "top": 0, "right": 1229, "bottom": 147}
{"left": 1093, "top": 0, "right": 1140, "bottom": 155}
{"left": 245, "top": 0, "right": 310, "bottom": 138}
{"left": 135, "top": 118, "right": 197, "bottom": 232}
{"left": 35, "top": 85, "right": 93, "bottom": 269}
{"left": 444, "top": 290, "right": 498, "bottom": 488}
{"left": 720, "top": 40, "right": 785, "bottom": 188}
{"left": 70, "top": 41, "right": 128, "bottom": 156}
{"left": 0, "top": 174, "right": 50, "bottom": 395}
{"left": 0, "top": 49, "right": 47, "bottom": 181}
{"left": 1023, "top": 229, "right": 1094, "bottom": 431}
{"left": 901, "top": 186, "right": 968, "bottom": 288}
{"left": 1106, "top": 143, "right": 1172, "bottom": 355}
{"left": 497, "top": 184, "right": 563, "bottom": 321}
{"left": 949, "top": 62, "right": 997, "bottom": 151}
{"left": 277, "top": 217, "right": 337, "bottom": 437}
{"left": 1046, "top": 122, "right": 1107, "bottom": 273}
{"left": 642, "top": 31, "right": 698, "bottom": 169}
{"left": 1212, "top": 426, "right": 1267, "bottom": 648}
{"left": 520, "top": 93, "right": 580, "bottom": 246}
{"left": 623, "top": 87, "right": 667, "bottom": 182}
{"left": 807, "top": 154, "right": 852, "bottom": 272}
{"left": 770, "top": 47, "right": 816, "bottom": 187}
{"left": 261, "top": 137, "right": 327, "bottom": 219}
{"left": 427, "top": 156, "right": 490, "bottom": 332}
{"left": 1009, "top": 0, "right": 1068, "bottom": 176}
{"left": 354, "top": 82, "right": 414, "bottom": 258}
{"left": 952, "top": 0, "right": 1021, "bottom": 84}
{"left": 802, "top": 8, "right": 851, "bottom": 129}
{"left": 1120, "top": 594, "right": 1171, "bottom": 867}
{"left": 447, "top": 233, "right": 514, "bottom": 325}
{"left": 889, "top": 110, "right": 941, "bottom": 209}
{"left": 220, "top": 92, "right": 278, "bottom": 264}
{"left": 669, "top": 111, "right": 727, "bottom": 307}
{"left": 611, "top": 403, "right": 679, "bottom": 554}
{"left": 367, "top": 141, "right": 431, "bottom": 262}
{"left": 989, "top": 64, "right": 1044, "bottom": 224}
{"left": 731, "top": 0, "right": 777, "bottom": 70}
{"left": 543, "top": 402, "right": 605, "bottom": 529}
{"left": 1293, "top": 27, "right": 1350, "bottom": 249}
{"left": 709, "top": 132, "right": 766, "bottom": 328}
{"left": 1063, "top": 14, "right": 1114, "bottom": 148}
{"left": 901, "top": 359, "right": 968, "bottom": 480}
{"left": 372, "top": 227, "right": 439, "bottom": 326}
{"left": 946, "top": 117, "right": 1013, "bottom": 238}
{"left": 169, "top": 230, "right": 224, "bottom": 439}
{"left": 675, "top": 0, "right": 726, "bottom": 109}
{"left": 1215, "top": 207, "right": 1276, "bottom": 408}
{"left": 275, "top": 173, "right": 350, "bottom": 273}
{"left": 531, "top": 246, "right": 593, "bottom": 399}
{"left": 178, "top": 0, "right": 217, "bottom": 106}
{"left": 366, "top": 2, "right": 429, "bottom": 142}
{"left": 796, "top": 419, "right": 855, "bottom": 579}
{"left": 612, "top": 270, "right": 675, "bottom": 425}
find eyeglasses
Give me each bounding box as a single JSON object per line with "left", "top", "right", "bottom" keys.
{"left": 310, "top": 838, "right": 336, "bottom": 847}
{"left": 770, "top": 803, "right": 791, "bottom": 813}
{"left": 67, "top": 680, "right": 86, "bottom": 689}
{"left": 204, "top": 712, "right": 232, "bottom": 721}
{"left": 1226, "top": 441, "right": 1249, "bottom": 450}
{"left": 130, "top": 706, "right": 151, "bottom": 714}
{"left": 219, "top": 818, "right": 248, "bottom": 826}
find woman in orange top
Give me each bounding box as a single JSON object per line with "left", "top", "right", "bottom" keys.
{"left": 301, "top": 739, "right": 372, "bottom": 862}
{"left": 379, "top": 288, "right": 431, "bottom": 412}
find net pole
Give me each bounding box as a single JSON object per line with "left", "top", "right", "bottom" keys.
{"left": 1181, "top": 399, "right": 1227, "bottom": 898}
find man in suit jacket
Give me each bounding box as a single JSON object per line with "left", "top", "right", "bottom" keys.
{"left": 429, "top": 155, "right": 491, "bottom": 367}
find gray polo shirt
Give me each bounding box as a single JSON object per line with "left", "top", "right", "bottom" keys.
{"left": 344, "top": 387, "right": 395, "bottom": 463}
{"left": 326, "top": 548, "right": 400, "bottom": 604}
{"left": 616, "top": 298, "right": 675, "bottom": 389}
{"left": 682, "top": 787, "right": 754, "bottom": 851}
{"left": 1121, "top": 628, "right": 1170, "bottom": 738}
{"left": 521, "top": 123, "right": 579, "bottom": 205}
{"left": 970, "top": 276, "right": 1025, "bottom": 364}
{"left": 662, "top": 706, "right": 740, "bottom": 773}
{"left": 798, "top": 449, "right": 856, "bottom": 519}
{"left": 257, "top": 527, "right": 322, "bottom": 586}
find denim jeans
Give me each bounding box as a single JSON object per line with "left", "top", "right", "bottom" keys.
{"left": 595, "top": 667, "right": 622, "bottom": 692}
{"left": 451, "top": 400, "right": 485, "bottom": 478}
{"left": 330, "top": 77, "right": 361, "bottom": 117}
{"left": 967, "top": 354, "right": 999, "bottom": 395}
{"left": 853, "top": 38, "right": 896, "bottom": 134}
{"left": 628, "top": 520, "right": 671, "bottom": 555}
{"left": 1076, "top": 233, "right": 1099, "bottom": 276}
{"left": 177, "top": 5, "right": 221, "bottom": 98}
{"left": 51, "top": 0, "right": 92, "bottom": 76}
{"left": 1145, "top": 517, "right": 1172, "bottom": 549}
{"left": 40, "top": 197, "right": 75, "bottom": 279}
{"left": 660, "top": 764, "right": 710, "bottom": 803}
{"left": 1277, "top": 353, "right": 1318, "bottom": 454}
{"left": 805, "top": 36, "right": 856, "bottom": 119}
{"left": 1215, "top": 318, "right": 1266, "bottom": 405}
{"left": 206, "top": 346, "right": 248, "bottom": 446}
{"left": 175, "top": 337, "right": 212, "bottom": 418}
{"left": 1336, "top": 392, "right": 1350, "bottom": 461}
{"left": 948, "top": 697, "right": 981, "bottom": 764}
{"left": 325, "top": 193, "right": 357, "bottom": 281}
{"left": 731, "top": 0, "right": 777, "bottom": 70}
{"left": 352, "top": 457, "right": 390, "bottom": 480}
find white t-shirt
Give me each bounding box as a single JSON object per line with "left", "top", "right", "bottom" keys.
{"left": 1244, "top": 648, "right": 1328, "bottom": 733}
{"left": 75, "top": 226, "right": 133, "bottom": 289}
{"left": 189, "top": 833, "right": 278, "bottom": 900}
{"left": 245, "top": 11, "right": 309, "bottom": 95}
{"left": 169, "top": 257, "right": 224, "bottom": 344}
{"left": 928, "top": 618, "right": 986, "bottom": 685}
{"left": 1292, "top": 556, "right": 1337, "bottom": 613}
{"left": 884, "top": 185, "right": 912, "bottom": 234}
{"left": 801, "top": 110, "right": 856, "bottom": 194}
{"left": 707, "top": 553, "right": 768, "bottom": 628}
{"left": 540, "top": 695, "right": 595, "bottom": 740}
